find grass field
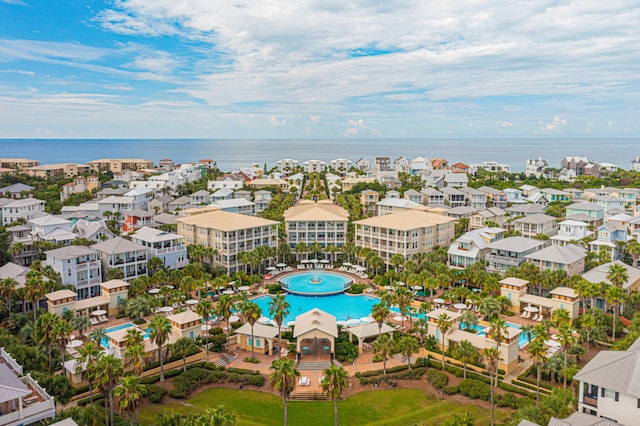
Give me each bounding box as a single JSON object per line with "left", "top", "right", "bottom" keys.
{"left": 139, "top": 388, "right": 509, "bottom": 425}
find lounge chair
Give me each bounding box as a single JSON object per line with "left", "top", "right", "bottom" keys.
{"left": 90, "top": 317, "right": 98, "bottom": 325}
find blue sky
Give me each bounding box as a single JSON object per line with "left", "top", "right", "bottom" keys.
{"left": 0, "top": 0, "right": 639, "bottom": 138}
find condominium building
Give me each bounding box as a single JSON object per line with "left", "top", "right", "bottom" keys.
{"left": 0, "top": 198, "right": 45, "bottom": 226}
{"left": 354, "top": 210, "right": 455, "bottom": 265}
{"left": 91, "top": 237, "right": 148, "bottom": 281}
{"left": 276, "top": 158, "right": 299, "bottom": 173}
{"left": 0, "top": 158, "right": 39, "bottom": 170}
{"left": 25, "top": 163, "right": 90, "bottom": 179}
{"left": 303, "top": 160, "right": 326, "bottom": 173}
{"left": 329, "top": 159, "right": 352, "bottom": 174}
{"left": 45, "top": 246, "right": 102, "bottom": 299}
{"left": 283, "top": 201, "right": 349, "bottom": 250}
{"left": 60, "top": 176, "right": 99, "bottom": 201}
{"left": 131, "top": 226, "right": 188, "bottom": 270}
{"left": 88, "top": 158, "right": 154, "bottom": 173}
{"left": 176, "top": 208, "right": 279, "bottom": 274}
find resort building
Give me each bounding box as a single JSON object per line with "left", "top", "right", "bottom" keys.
{"left": 593, "top": 196, "right": 626, "bottom": 212}
{"left": 6, "top": 225, "right": 38, "bottom": 266}
{"left": 581, "top": 261, "right": 640, "bottom": 292}
{"left": 374, "top": 157, "right": 392, "bottom": 171}
{"left": 45, "top": 246, "right": 102, "bottom": 299}
{"left": 477, "top": 186, "right": 508, "bottom": 209}
{"left": 303, "top": 160, "right": 326, "bottom": 173}
{"left": 91, "top": 237, "right": 148, "bottom": 281}
{"left": 499, "top": 278, "right": 580, "bottom": 320}
{"left": 440, "top": 186, "right": 466, "bottom": 207}
{"left": 512, "top": 214, "right": 557, "bottom": 239}
{"left": 540, "top": 188, "right": 571, "bottom": 203}
{"left": 470, "top": 161, "right": 511, "bottom": 173}
{"left": 87, "top": 158, "right": 154, "bottom": 173}
{"left": 561, "top": 156, "right": 601, "bottom": 178}
{"left": 355, "top": 157, "right": 371, "bottom": 172}
{"left": 25, "top": 163, "right": 90, "bottom": 179}
{"left": 211, "top": 198, "right": 256, "bottom": 216}
{"left": 525, "top": 157, "right": 549, "bottom": 178}
{"left": 254, "top": 190, "right": 273, "bottom": 213}
{"left": 443, "top": 173, "right": 468, "bottom": 188}
{"left": 29, "top": 215, "right": 76, "bottom": 245}
{"left": 0, "top": 158, "right": 39, "bottom": 171}
{"left": 235, "top": 323, "right": 281, "bottom": 356}
{"left": 0, "top": 183, "right": 34, "bottom": 199}
{"left": 353, "top": 210, "right": 455, "bottom": 265}
{"left": 551, "top": 220, "right": 593, "bottom": 245}
{"left": 45, "top": 280, "right": 129, "bottom": 317}
{"left": 329, "top": 159, "right": 352, "bottom": 174}
{"left": 60, "top": 176, "right": 99, "bottom": 201}
{"left": 208, "top": 175, "right": 244, "bottom": 191}
{"left": 283, "top": 201, "right": 348, "bottom": 250}
{"left": 504, "top": 188, "right": 526, "bottom": 204}
{"left": 189, "top": 190, "right": 211, "bottom": 205}
{"left": 148, "top": 195, "right": 174, "bottom": 214}
{"left": 574, "top": 337, "right": 640, "bottom": 425}
{"left": 276, "top": 159, "right": 299, "bottom": 173}
{"left": 410, "top": 157, "right": 430, "bottom": 175}
{"left": 486, "top": 237, "right": 547, "bottom": 274}
{"left": 447, "top": 227, "right": 506, "bottom": 269}
{"left": 0, "top": 348, "right": 56, "bottom": 426}
{"left": 198, "top": 159, "right": 217, "bottom": 170}
{"left": 131, "top": 226, "right": 188, "bottom": 270}
{"left": 376, "top": 198, "right": 423, "bottom": 216}
{"left": 71, "top": 218, "right": 115, "bottom": 243}
{"left": 176, "top": 208, "right": 279, "bottom": 274}
{"left": 375, "top": 170, "right": 401, "bottom": 189}
{"left": 249, "top": 178, "right": 290, "bottom": 192}
{"left": 524, "top": 244, "right": 586, "bottom": 276}
{"left": 0, "top": 198, "right": 46, "bottom": 226}
{"left": 393, "top": 156, "right": 410, "bottom": 173}
{"left": 293, "top": 309, "right": 338, "bottom": 363}
{"left": 360, "top": 190, "right": 380, "bottom": 216}
{"left": 459, "top": 187, "right": 487, "bottom": 209}
{"left": 469, "top": 207, "right": 506, "bottom": 229}
{"left": 403, "top": 189, "right": 423, "bottom": 204}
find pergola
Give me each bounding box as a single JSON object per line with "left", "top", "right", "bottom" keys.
{"left": 346, "top": 322, "right": 395, "bottom": 353}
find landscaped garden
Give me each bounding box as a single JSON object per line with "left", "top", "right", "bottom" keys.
{"left": 139, "top": 388, "right": 508, "bottom": 425}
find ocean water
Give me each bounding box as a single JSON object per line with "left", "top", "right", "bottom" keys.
{"left": 0, "top": 138, "right": 637, "bottom": 172}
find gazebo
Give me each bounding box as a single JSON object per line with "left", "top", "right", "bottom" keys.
{"left": 293, "top": 309, "right": 338, "bottom": 361}
{"left": 346, "top": 322, "right": 394, "bottom": 353}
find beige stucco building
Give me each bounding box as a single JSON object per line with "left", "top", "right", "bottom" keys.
{"left": 25, "top": 163, "right": 91, "bottom": 179}
{"left": 88, "top": 158, "right": 154, "bottom": 173}
{"left": 284, "top": 200, "right": 349, "bottom": 251}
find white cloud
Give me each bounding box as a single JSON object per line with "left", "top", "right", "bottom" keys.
{"left": 537, "top": 116, "right": 568, "bottom": 134}
{"left": 1, "top": 0, "right": 27, "bottom": 5}
{"left": 269, "top": 115, "right": 286, "bottom": 126}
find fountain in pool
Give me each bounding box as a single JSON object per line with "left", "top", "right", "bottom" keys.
{"left": 280, "top": 271, "right": 352, "bottom": 295}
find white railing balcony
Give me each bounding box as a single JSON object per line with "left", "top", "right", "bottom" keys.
{"left": 153, "top": 244, "right": 186, "bottom": 255}
{"left": 0, "top": 348, "right": 23, "bottom": 375}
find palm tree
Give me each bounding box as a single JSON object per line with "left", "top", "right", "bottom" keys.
{"left": 627, "top": 239, "right": 640, "bottom": 268}
{"left": 196, "top": 299, "right": 215, "bottom": 362}
{"left": 172, "top": 337, "right": 198, "bottom": 372}
{"left": 216, "top": 294, "right": 235, "bottom": 351}
{"left": 149, "top": 315, "right": 172, "bottom": 382}
{"left": 77, "top": 341, "right": 102, "bottom": 404}
{"left": 34, "top": 312, "right": 58, "bottom": 369}
{"left": 521, "top": 323, "right": 535, "bottom": 345}
{"left": 97, "top": 354, "right": 123, "bottom": 426}
{"left": 371, "top": 303, "right": 389, "bottom": 337}
{"left": 574, "top": 279, "right": 599, "bottom": 312}
{"left": 321, "top": 365, "right": 349, "bottom": 426}
{"left": 414, "top": 317, "right": 429, "bottom": 347}
{"left": 395, "top": 335, "right": 419, "bottom": 370}
{"left": 552, "top": 308, "right": 571, "bottom": 329}
{"left": 557, "top": 325, "right": 576, "bottom": 388}
{"left": 394, "top": 287, "right": 412, "bottom": 332}
{"left": 125, "top": 328, "right": 144, "bottom": 347}
{"left": 607, "top": 263, "right": 629, "bottom": 288}
{"left": 24, "top": 272, "right": 46, "bottom": 322}
{"left": 89, "top": 326, "right": 107, "bottom": 345}
{"left": 459, "top": 310, "right": 478, "bottom": 332}
{"left": 73, "top": 314, "right": 92, "bottom": 339}
{"left": 113, "top": 375, "right": 145, "bottom": 426}
{"left": 390, "top": 253, "right": 405, "bottom": 274}
{"left": 124, "top": 342, "right": 148, "bottom": 376}
{"left": 481, "top": 347, "right": 501, "bottom": 426}
{"left": 488, "top": 317, "right": 507, "bottom": 386}
{"left": 270, "top": 357, "right": 300, "bottom": 426}
{"left": 580, "top": 312, "right": 596, "bottom": 355}
{"left": 205, "top": 405, "right": 237, "bottom": 426}
{"left": 452, "top": 340, "right": 477, "bottom": 379}
{"left": 53, "top": 317, "right": 73, "bottom": 372}
{"left": 0, "top": 278, "right": 17, "bottom": 314}
{"left": 244, "top": 302, "right": 262, "bottom": 360}
{"left": 268, "top": 294, "right": 290, "bottom": 357}
{"left": 373, "top": 334, "right": 394, "bottom": 375}
{"left": 606, "top": 285, "right": 626, "bottom": 340}
{"left": 527, "top": 338, "right": 547, "bottom": 407}
{"left": 435, "top": 312, "right": 452, "bottom": 369}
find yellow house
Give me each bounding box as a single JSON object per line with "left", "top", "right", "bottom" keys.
{"left": 166, "top": 311, "right": 202, "bottom": 340}
{"left": 293, "top": 309, "right": 338, "bottom": 361}
{"left": 235, "top": 323, "right": 280, "bottom": 355}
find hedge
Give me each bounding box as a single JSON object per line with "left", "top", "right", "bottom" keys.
{"left": 171, "top": 366, "right": 265, "bottom": 398}
{"left": 146, "top": 384, "right": 167, "bottom": 403}
{"left": 425, "top": 370, "right": 449, "bottom": 389}
{"left": 458, "top": 379, "right": 491, "bottom": 401}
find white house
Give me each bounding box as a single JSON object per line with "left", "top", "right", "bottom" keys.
{"left": 393, "top": 156, "right": 411, "bottom": 173}
{"left": 376, "top": 198, "right": 422, "bottom": 216}
{"left": 410, "top": 156, "right": 431, "bottom": 175}
{"left": 29, "top": 215, "right": 76, "bottom": 246}
{"left": 525, "top": 157, "right": 549, "bottom": 178}
{"left": 513, "top": 214, "right": 557, "bottom": 238}
{"left": 131, "top": 226, "right": 188, "bottom": 270}
{"left": 276, "top": 158, "right": 299, "bottom": 173}
{"left": 329, "top": 159, "right": 352, "bottom": 174}
{"left": 210, "top": 198, "right": 255, "bottom": 216}
{"left": 45, "top": 246, "right": 102, "bottom": 299}
{"left": 254, "top": 190, "right": 273, "bottom": 213}
{"left": 92, "top": 237, "right": 148, "bottom": 281}
{"left": 208, "top": 175, "right": 244, "bottom": 191}
{"left": 448, "top": 227, "right": 506, "bottom": 269}
{"left": 355, "top": 157, "right": 371, "bottom": 171}
{"left": 551, "top": 220, "right": 593, "bottom": 245}
{"left": 459, "top": 187, "right": 488, "bottom": 209}
{"left": 303, "top": 160, "right": 326, "bottom": 173}
{"left": 0, "top": 198, "right": 45, "bottom": 226}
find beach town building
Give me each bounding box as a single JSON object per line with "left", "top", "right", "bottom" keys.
{"left": 582, "top": 261, "right": 640, "bottom": 293}
{"left": 168, "top": 196, "right": 190, "bottom": 212}
{"left": 446, "top": 206, "right": 478, "bottom": 221}
{"left": 360, "top": 190, "right": 380, "bottom": 216}
{"left": 593, "top": 196, "right": 626, "bottom": 212}
{"left": 470, "top": 161, "right": 511, "bottom": 173}
{"left": 211, "top": 188, "right": 233, "bottom": 201}
{"left": 355, "top": 157, "right": 371, "bottom": 172}
{"left": 0, "top": 158, "right": 39, "bottom": 171}
{"left": 29, "top": 215, "right": 76, "bottom": 246}
{"left": 505, "top": 203, "right": 546, "bottom": 219}
{"left": 486, "top": 237, "right": 547, "bottom": 274}
{"left": 130, "top": 163, "right": 205, "bottom": 192}
{"left": 71, "top": 218, "right": 114, "bottom": 243}
{"left": 0, "top": 198, "right": 46, "bottom": 226}
{"left": 561, "top": 156, "right": 601, "bottom": 178}
{"left": 499, "top": 278, "right": 580, "bottom": 320}
{"left": 0, "top": 168, "right": 15, "bottom": 176}
{"left": 403, "top": 189, "right": 423, "bottom": 204}
{"left": 540, "top": 188, "right": 571, "bottom": 203}
{"left": 564, "top": 188, "right": 584, "bottom": 201}
{"left": 374, "top": 170, "right": 401, "bottom": 189}
{"left": 46, "top": 280, "right": 128, "bottom": 319}
{"left": 393, "top": 156, "right": 410, "bottom": 173}
{"left": 96, "top": 196, "right": 135, "bottom": 215}
{"left": 525, "top": 244, "right": 586, "bottom": 276}
{"left": 512, "top": 214, "right": 558, "bottom": 239}
{"left": 551, "top": 220, "right": 593, "bottom": 245}
{"left": 558, "top": 169, "right": 577, "bottom": 182}
{"left": 95, "top": 187, "right": 129, "bottom": 200}
{"left": 0, "top": 348, "right": 56, "bottom": 426}
{"left": 589, "top": 222, "right": 628, "bottom": 261}
{"left": 477, "top": 186, "right": 508, "bottom": 209}
{"left": 284, "top": 201, "right": 348, "bottom": 250}
{"left": 447, "top": 227, "right": 506, "bottom": 269}
{"left": 91, "top": 237, "right": 148, "bottom": 281}
{"left": 131, "top": 226, "right": 188, "bottom": 270}
{"left": 632, "top": 157, "right": 640, "bottom": 172}
{"left": 410, "top": 157, "right": 430, "bottom": 175}
{"left": 25, "top": 163, "right": 90, "bottom": 179}
{"left": 189, "top": 190, "right": 211, "bottom": 205}
{"left": 574, "top": 337, "right": 640, "bottom": 425}
{"left": 386, "top": 190, "right": 400, "bottom": 199}
{"left": 45, "top": 246, "right": 102, "bottom": 299}
{"left": 329, "top": 159, "right": 352, "bottom": 174}
{"left": 208, "top": 174, "right": 244, "bottom": 191}
{"left": 469, "top": 207, "right": 507, "bottom": 229}
{"left": 353, "top": 210, "right": 455, "bottom": 266}
{"left": 527, "top": 192, "right": 549, "bottom": 209}
{"left": 431, "top": 158, "right": 448, "bottom": 170}
{"left": 450, "top": 163, "right": 471, "bottom": 174}
{"left": 525, "top": 157, "right": 550, "bottom": 178}
{"left": 440, "top": 186, "right": 466, "bottom": 207}
{"left": 420, "top": 170, "right": 446, "bottom": 188}
{"left": 504, "top": 188, "right": 526, "bottom": 204}
{"left": 249, "top": 178, "right": 290, "bottom": 192}
{"left": 276, "top": 158, "right": 299, "bottom": 173}
{"left": 373, "top": 157, "right": 392, "bottom": 171}
{"left": 0, "top": 183, "right": 34, "bottom": 199}
{"left": 254, "top": 190, "right": 273, "bottom": 213}
{"left": 303, "top": 160, "right": 326, "bottom": 173}
{"left": 210, "top": 198, "right": 256, "bottom": 216}
{"left": 123, "top": 188, "right": 153, "bottom": 210}
{"left": 5, "top": 225, "right": 38, "bottom": 266}
{"left": 376, "top": 198, "right": 423, "bottom": 216}
{"left": 443, "top": 173, "right": 468, "bottom": 188}
{"left": 176, "top": 208, "right": 279, "bottom": 274}
{"left": 60, "top": 176, "right": 99, "bottom": 201}
{"left": 158, "top": 159, "right": 174, "bottom": 171}
{"left": 421, "top": 187, "right": 444, "bottom": 206}
{"left": 148, "top": 195, "right": 174, "bottom": 213}
{"left": 341, "top": 177, "right": 376, "bottom": 192}
{"left": 198, "top": 159, "right": 217, "bottom": 170}
{"left": 88, "top": 158, "right": 154, "bottom": 173}
{"left": 566, "top": 202, "right": 605, "bottom": 225}
{"left": 459, "top": 187, "right": 487, "bottom": 209}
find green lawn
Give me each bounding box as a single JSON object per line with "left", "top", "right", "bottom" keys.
{"left": 140, "top": 388, "right": 508, "bottom": 425}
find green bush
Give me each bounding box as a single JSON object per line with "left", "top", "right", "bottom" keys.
{"left": 133, "top": 318, "right": 146, "bottom": 325}
{"left": 346, "top": 283, "right": 368, "bottom": 294}
{"left": 497, "top": 392, "right": 517, "bottom": 408}
{"left": 458, "top": 379, "right": 491, "bottom": 401}
{"left": 335, "top": 339, "right": 358, "bottom": 363}
{"left": 145, "top": 384, "right": 167, "bottom": 403}
{"left": 243, "top": 357, "right": 260, "bottom": 363}
{"left": 266, "top": 283, "right": 283, "bottom": 294}
{"left": 169, "top": 388, "right": 186, "bottom": 399}
{"left": 425, "top": 370, "right": 449, "bottom": 389}
{"left": 516, "top": 397, "right": 536, "bottom": 409}
{"left": 443, "top": 385, "right": 459, "bottom": 395}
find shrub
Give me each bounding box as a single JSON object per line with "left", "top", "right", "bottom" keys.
{"left": 335, "top": 339, "right": 358, "bottom": 363}
{"left": 371, "top": 354, "right": 385, "bottom": 362}
{"left": 146, "top": 384, "right": 167, "bottom": 403}
{"left": 169, "top": 389, "right": 186, "bottom": 399}
{"left": 248, "top": 375, "right": 265, "bottom": 386}
{"left": 209, "top": 334, "right": 228, "bottom": 352}
{"left": 443, "top": 385, "right": 459, "bottom": 395}
{"left": 346, "top": 283, "right": 368, "bottom": 294}
{"left": 266, "top": 283, "right": 283, "bottom": 294}
{"left": 426, "top": 370, "right": 449, "bottom": 389}
{"left": 517, "top": 397, "right": 536, "bottom": 409}
{"left": 497, "top": 392, "right": 517, "bottom": 408}
{"left": 458, "top": 379, "right": 491, "bottom": 401}
{"left": 132, "top": 318, "right": 146, "bottom": 325}
{"left": 243, "top": 357, "right": 260, "bottom": 363}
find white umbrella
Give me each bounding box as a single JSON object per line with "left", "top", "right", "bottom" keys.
{"left": 301, "top": 259, "right": 310, "bottom": 263}
{"left": 393, "top": 315, "right": 408, "bottom": 321}
{"left": 66, "top": 340, "right": 83, "bottom": 349}
{"left": 354, "top": 265, "right": 366, "bottom": 271}
{"left": 360, "top": 316, "right": 374, "bottom": 323}
{"left": 186, "top": 299, "right": 199, "bottom": 305}
{"left": 148, "top": 288, "right": 160, "bottom": 294}
{"left": 276, "top": 263, "right": 287, "bottom": 268}
{"left": 320, "top": 259, "right": 330, "bottom": 263}
{"left": 92, "top": 310, "right": 106, "bottom": 316}
{"left": 158, "top": 306, "right": 174, "bottom": 313}
{"left": 258, "top": 316, "right": 271, "bottom": 324}
{"left": 396, "top": 281, "right": 406, "bottom": 286}
{"left": 201, "top": 324, "right": 212, "bottom": 332}
{"left": 310, "top": 258, "right": 318, "bottom": 263}
{"left": 228, "top": 281, "right": 236, "bottom": 286}
{"left": 238, "top": 285, "right": 250, "bottom": 291}
{"left": 266, "top": 266, "right": 276, "bottom": 271}
{"left": 342, "top": 262, "right": 352, "bottom": 266}
{"left": 524, "top": 306, "right": 539, "bottom": 313}
{"left": 412, "top": 285, "right": 423, "bottom": 290}
{"left": 384, "top": 285, "right": 393, "bottom": 290}
{"left": 433, "top": 298, "right": 445, "bottom": 304}
{"left": 222, "top": 290, "right": 235, "bottom": 295}
{"left": 165, "top": 285, "right": 175, "bottom": 289}
{"left": 453, "top": 303, "right": 467, "bottom": 310}
{"left": 228, "top": 315, "right": 240, "bottom": 323}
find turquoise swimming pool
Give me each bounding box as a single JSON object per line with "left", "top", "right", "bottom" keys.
{"left": 252, "top": 293, "right": 379, "bottom": 324}
{"left": 101, "top": 323, "right": 151, "bottom": 349}
{"left": 279, "top": 271, "right": 352, "bottom": 295}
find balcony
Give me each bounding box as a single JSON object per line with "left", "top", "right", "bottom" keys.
{"left": 582, "top": 394, "right": 598, "bottom": 408}
{"left": 152, "top": 244, "right": 186, "bottom": 255}
{"left": 486, "top": 254, "right": 521, "bottom": 267}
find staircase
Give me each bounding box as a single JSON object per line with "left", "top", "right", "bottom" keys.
{"left": 297, "top": 361, "right": 332, "bottom": 370}
{"left": 215, "top": 353, "right": 237, "bottom": 368}
{"left": 290, "top": 391, "right": 327, "bottom": 401}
